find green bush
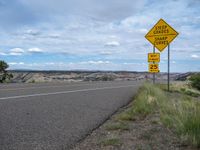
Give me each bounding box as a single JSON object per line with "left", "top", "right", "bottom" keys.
{"left": 189, "top": 73, "right": 200, "bottom": 90}
{"left": 0, "top": 60, "right": 13, "bottom": 83}
{"left": 180, "top": 88, "right": 186, "bottom": 92}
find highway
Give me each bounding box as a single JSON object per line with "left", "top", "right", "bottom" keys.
{"left": 0, "top": 80, "right": 141, "bottom": 150}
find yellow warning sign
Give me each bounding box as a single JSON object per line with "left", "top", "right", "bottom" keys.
{"left": 145, "top": 19, "right": 178, "bottom": 52}
{"left": 149, "top": 64, "right": 159, "bottom": 73}
{"left": 148, "top": 53, "right": 160, "bottom": 63}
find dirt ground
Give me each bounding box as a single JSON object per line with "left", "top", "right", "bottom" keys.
{"left": 72, "top": 106, "right": 198, "bottom": 150}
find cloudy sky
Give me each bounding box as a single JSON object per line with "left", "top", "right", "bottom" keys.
{"left": 0, "top": 0, "right": 200, "bottom": 72}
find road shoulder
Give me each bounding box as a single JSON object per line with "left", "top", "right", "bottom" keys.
{"left": 72, "top": 106, "right": 185, "bottom": 150}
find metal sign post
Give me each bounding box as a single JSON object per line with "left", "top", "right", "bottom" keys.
{"left": 153, "top": 45, "right": 156, "bottom": 84}
{"left": 168, "top": 44, "right": 170, "bottom": 91}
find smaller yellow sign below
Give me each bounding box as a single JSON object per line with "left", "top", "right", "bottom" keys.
{"left": 148, "top": 53, "right": 160, "bottom": 63}
{"left": 149, "top": 64, "right": 159, "bottom": 73}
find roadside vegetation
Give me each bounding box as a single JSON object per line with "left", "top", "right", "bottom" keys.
{"left": 158, "top": 81, "right": 200, "bottom": 97}
{"left": 116, "top": 83, "right": 200, "bottom": 148}
{"left": 73, "top": 81, "right": 200, "bottom": 149}
{"left": 189, "top": 73, "right": 200, "bottom": 90}
{"left": 0, "top": 60, "right": 13, "bottom": 83}
{"left": 105, "top": 122, "right": 129, "bottom": 131}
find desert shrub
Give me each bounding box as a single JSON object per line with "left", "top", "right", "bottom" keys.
{"left": 189, "top": 73, "right": 200, "bottom": 90}
{"left": 184, "top": 90, "right": 200, "bottom": 97}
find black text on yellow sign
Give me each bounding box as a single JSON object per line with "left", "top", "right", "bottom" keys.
{"left": 145, "top": 19, "right": 178, "bottom": 52}
{"left": 149, "top": 64, "right": 159, "bottom": 73}
{"left": 148, "top": 53, "right": 160, "bottom": 63}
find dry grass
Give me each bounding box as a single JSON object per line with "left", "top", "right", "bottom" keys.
{"left": 105, "top": 122, "right": 129, "bottom": 131}
{"left": 100, "top": 138, "right": 121, "bottom": 146}
{"left": 158, "top": 81, "right": 200, "bottom": 97}
{"left": 116, "top": 82, "right": 200, "bottom": 148}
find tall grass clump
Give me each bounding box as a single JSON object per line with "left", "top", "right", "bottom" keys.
{"left": 181, "top": 107, "right": 200, "bottom": 147}
{"left": 117, "top": 83, "right": 166, "bottom": 121}
{"left": 132, "top": 83, "right": 166, "bottom": 116}
{"left": 159, "top": 96, "right": 200, "bottom": 147}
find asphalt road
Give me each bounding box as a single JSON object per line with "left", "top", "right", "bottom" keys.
{"left": 0, "top": 81, "right": 141, "bottom": 150}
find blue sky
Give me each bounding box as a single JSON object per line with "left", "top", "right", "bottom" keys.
{"left": 0, "top": 0, "right": 200, "bottom": 72}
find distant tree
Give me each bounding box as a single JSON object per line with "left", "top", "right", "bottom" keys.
{"left": 0, "top": 60, "right": 8, "bottom": 72}
{"left": 0, "top": 60, "right": 13, "bottom": 83}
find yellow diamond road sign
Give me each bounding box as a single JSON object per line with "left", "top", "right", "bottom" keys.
{"left": 145, "top": 19, "right": 179, "bottom": 52}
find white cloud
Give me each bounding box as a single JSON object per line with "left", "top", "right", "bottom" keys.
{"left": 191, "top": 54, "right": 199, "bottom": 59}
{"left": 19, "top": 0, "right": 146, "bottom": 22}
{"left": 45, "top": 62, "right": 55, "bottom": 65}
{"left": 28, "top": 48, "right": 43, "bottom": 53}
{"left": 123, "top": 62, "right": 146, "bottom": 66}
{"left": 9, "top": 62, "right": 18, "bottom": 65}
{"left": 81, "top": 61, "right": 111, "bottom": 65}
{"left": 9, "top": 62, "right": 24, "bottom": 65}
{"left": 10, "top": 48, "right": 25, "bottom": 53}
{"left": 100, "top": 51, "right": 113, "bottom": 55}
{"left": 120, "top": 16, "right": 154, "bottom": 29}
{"left": 105, "top": 41, "right": 120, "bottom": 47}
{"left": 138, "top": 28, "right": 148, "bottom": 34}
{"left": 9, "top": 48, "right": 25, "bottom": 56}
{"left": 0, "top": 52, "right": 7, "bottom": 56}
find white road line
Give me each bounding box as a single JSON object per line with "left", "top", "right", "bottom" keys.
{"left": 0, "top": 83, "right": 94, "bottom": 91}
{"left": 0, "top": 85, "right": 137, "bottom": 100}
{"left": 0, "top": 81, "right": 118, "bottom": 91}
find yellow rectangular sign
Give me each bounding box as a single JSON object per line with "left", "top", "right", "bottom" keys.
{"left": 145, "top": 19, "right": 179, "bottom": 52}
{"left": 149, "top": 64, "right": 159, "bottom": 73}
{"left": 148, "top": 53, "right": 160, "bottom": 63}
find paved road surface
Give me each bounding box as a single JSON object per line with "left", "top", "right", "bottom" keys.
{"left": 0, "top": 81, "right": 141, "bottom": 150}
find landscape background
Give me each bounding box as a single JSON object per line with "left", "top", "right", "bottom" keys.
{"left": 8, "top": 70, "right": 192, "bottom": 83}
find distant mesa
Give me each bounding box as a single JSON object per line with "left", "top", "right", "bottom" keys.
{"left": 5, "top": 70, "right": 194, "bottom": 83}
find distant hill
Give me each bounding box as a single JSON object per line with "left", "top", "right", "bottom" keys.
{"left": 6, "top": 70, "right": 195, "bottom": 83}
